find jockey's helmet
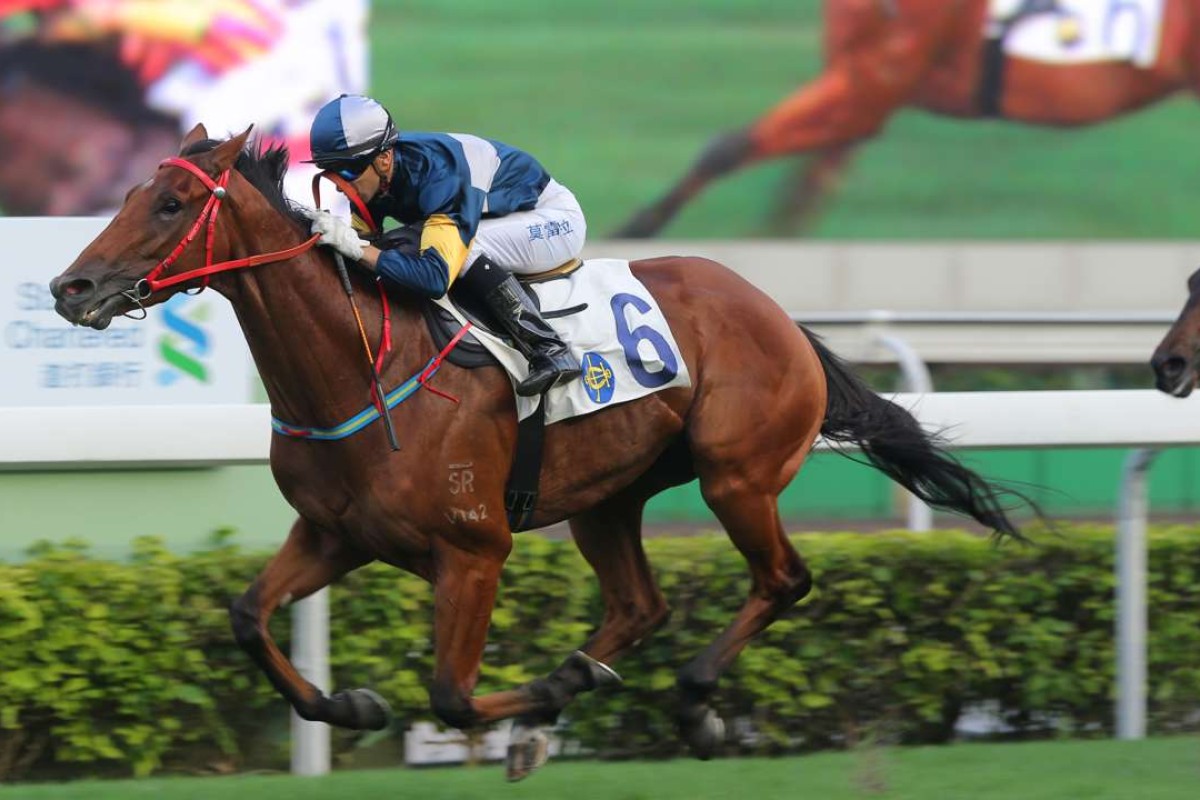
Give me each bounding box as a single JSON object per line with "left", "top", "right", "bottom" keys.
{"left": 307, "top": 94, "right": 398, "bottom": 175}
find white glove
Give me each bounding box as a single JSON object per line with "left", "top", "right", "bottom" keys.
{"left": 300, "top": 208, "right": 365, "bottom": 261}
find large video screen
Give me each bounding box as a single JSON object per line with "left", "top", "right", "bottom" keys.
{"left": 2, "top": 0, "right": 1195, "bottom": 239}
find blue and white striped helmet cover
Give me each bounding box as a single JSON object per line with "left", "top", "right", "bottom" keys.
{"left": 308, "top": 94, "right": 397, "bottom": 166}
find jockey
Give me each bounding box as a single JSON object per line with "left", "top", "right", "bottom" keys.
{"left": 303, "top": 94, "right": 585, "bottom": 397}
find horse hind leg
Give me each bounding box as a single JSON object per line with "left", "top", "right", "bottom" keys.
{"left": 676, "top": 486, "right": 812, "bottom": 760}
{"left": 229, "top": 518, "right": 387, "bottom": 730}
{"left": 611, "top": 126, "right": 759, "bottom": 238}
{"left": 767, "top": 143, "right": 859, "bottom": 235}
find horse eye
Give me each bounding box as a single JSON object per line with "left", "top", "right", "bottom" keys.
{"left": 160, "top": 197, "right": 183, "bottom": 216}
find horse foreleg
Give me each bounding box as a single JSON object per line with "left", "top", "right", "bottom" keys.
{"left": 767, "top": 143, "right": 859, "bottom": 235}
{"left": 572, "top": 499, "right": 670, "bottom": 663}
{"left": 425, "top": 539, "right": 510, "bottom": 729}
{"left": 676, "top": 489, "right": 812, "bottom": 760}
{"left": 229, "top": 517, "right": 386, "bottom": 730}
{"left": 490, "top": 499, "right": 667, "bottom": 727}
{"left": 427, "top": 526, "right": 641, "bottom": 781}
{"left": 498, "top": 499, "right": 668, "bottom": 780}
{"left": 424, "top": 539, "right": 571, "bottom": 727}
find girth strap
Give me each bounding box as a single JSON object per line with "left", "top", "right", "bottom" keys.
{"left": 978, "top": 35, "right": 1007, "bottom": 118}
{"left": 505, "top": 398, "right": 547, "bottom": 531}
{"left": 978, "top": 0, "right": 1065, "bottom": 117}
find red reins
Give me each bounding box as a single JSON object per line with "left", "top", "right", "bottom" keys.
{"left": 311, "top": 170, "right": 378, "bottom": 233}
{"left": 128, "top": 157, "right": 466, "bottom": 448}
{"left": 309, "top": 167, "right": 467, "bottom": 439}
{"left": 133, "top": 157, "right": 319, "bottom": 300}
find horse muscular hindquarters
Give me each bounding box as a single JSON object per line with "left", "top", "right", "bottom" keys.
{"left": 616, "top": 0, "right": 1200, "bottom": 236}
{"left": 50, "top": 127, "right": 1027, "bottom": 780}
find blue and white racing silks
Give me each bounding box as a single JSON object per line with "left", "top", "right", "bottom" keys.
{"left": 364, "top": 133, "right": 552, "bottom": 297}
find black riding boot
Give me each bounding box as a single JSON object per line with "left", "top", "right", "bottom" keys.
{"left": 462, "top": 257, "right": 580, "bottom": 396}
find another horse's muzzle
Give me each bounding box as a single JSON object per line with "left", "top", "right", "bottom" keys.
{"left": 1151, "top": 350, "right": 1196, "bottom": 398}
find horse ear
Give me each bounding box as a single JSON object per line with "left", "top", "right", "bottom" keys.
{"left": 180, "top": 123, "right": 209, "bottom": 153}
{"left": 209, "top": 126, "right": 254, "bottom": 173}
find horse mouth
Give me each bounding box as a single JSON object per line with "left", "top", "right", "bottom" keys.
{"left": 59, "top": 291, "right": 132, "bottom": 330}
{"left": 1169, "top": 374, "right": 1196, "bottom": 399}
{"left": 1156, "top": 362, "right": 1198, "bottom": 399}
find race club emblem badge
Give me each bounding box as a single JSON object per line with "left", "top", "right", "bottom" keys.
{"left": 581, "top": 352, "right": 615, "bottom": 404}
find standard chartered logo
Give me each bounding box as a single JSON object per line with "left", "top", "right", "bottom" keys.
{"left": 156, "top": 294, "right": 212, "bottom": 386}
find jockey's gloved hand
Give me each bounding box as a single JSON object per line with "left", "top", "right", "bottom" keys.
{"left": 300, "top": 208, "right": 365, "bottom": 261}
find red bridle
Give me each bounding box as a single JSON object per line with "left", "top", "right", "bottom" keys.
{"left": 131, "top": 156, "right": 319, "bottom": 301}
{"left": 126, "top": 155, "right": 465, "bottom": 447}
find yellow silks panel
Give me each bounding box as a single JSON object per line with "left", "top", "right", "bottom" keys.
{"left": 420, "top": 214, "right": 471, "bottom": 283}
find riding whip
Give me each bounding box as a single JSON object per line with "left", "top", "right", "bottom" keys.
{"left": 333, "top": 251, "right": 401, "bottom": 452}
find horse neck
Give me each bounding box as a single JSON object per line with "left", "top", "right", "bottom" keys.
{"left": 213, "top": 199, "right": 429, "bottom": 429}
{"left": 1187, "top": 0, "right": 1200, "bottom": 84}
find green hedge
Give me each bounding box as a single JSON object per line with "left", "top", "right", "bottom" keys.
{"left": 1, "top": 527, "right": 1198, "bottom": 780}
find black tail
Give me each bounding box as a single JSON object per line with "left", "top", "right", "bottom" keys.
{"left": 803, "top": 329, "right": 1030, "bottom": 542}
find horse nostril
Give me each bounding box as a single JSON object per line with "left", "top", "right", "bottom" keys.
{"left": 1159, "top": 355, "right": 1187, "bottom": 379}
{"left": 52, "top": 277, "right": 97, "bottom": 303}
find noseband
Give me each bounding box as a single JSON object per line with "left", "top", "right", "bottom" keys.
{"left": 122, "top": 156, "right": 318, "bottom": 314}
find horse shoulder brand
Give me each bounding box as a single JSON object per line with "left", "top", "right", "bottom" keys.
{"left": 448, "top": 462, "right": 475, "bottom": 495}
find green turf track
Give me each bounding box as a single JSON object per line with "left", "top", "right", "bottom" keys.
{"left": 7, "top": 737, "right": 1198, "bottom": 799}
{"left": 368, "top": 0, "right": 1200, "bottom": 239}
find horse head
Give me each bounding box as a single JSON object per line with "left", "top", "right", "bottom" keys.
{"left": 1151, "top": 267, "right": 1200, "bottom": 397}
{"left": 0, "top": 40, "right": 179, "bottom": 215}
{"left": 49, "top": 124, "right": 254, "bottom": 329}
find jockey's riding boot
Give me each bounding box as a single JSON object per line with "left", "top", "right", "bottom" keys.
{"left": 467, "top": 257, "right": 580, "bottom": 396}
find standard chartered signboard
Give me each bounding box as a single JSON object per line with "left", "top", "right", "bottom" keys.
{"left": 1, "top": 218, "right": 255, "bottom": 406}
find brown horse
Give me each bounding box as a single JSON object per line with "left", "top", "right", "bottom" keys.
{"left": 0, "top": 41, "right": 178, "bottom": 215}
{"left": 1151, "top": 267, "right": 1200, "bottom": 396}
{"left": 615, "top": 0, "right": 1200, "bottom": 237}
{"left": 50, "top": 126, "right": 1027, "bottom": 780}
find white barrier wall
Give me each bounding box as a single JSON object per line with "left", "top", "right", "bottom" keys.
{"left": 591, "top": 240, "right": 1200, "bottom": 313}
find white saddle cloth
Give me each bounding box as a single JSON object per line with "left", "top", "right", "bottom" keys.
{"left": 990, "top": 0, "right": 1165, "bottom": 67}
{"left": 434, "top": 259, "right": 691, "bottom": 424}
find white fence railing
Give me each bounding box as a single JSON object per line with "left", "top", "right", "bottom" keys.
{"left": 4, "top": 390, "right": 1198, "bottom": 770}
{"left": 791, "top": 310, "right": 1178, "bottom": 364}
{"left": 5, "top": 390, "right": 1198, "bottom": 468}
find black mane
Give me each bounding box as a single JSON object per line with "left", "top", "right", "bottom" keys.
{"left": 0, "top": 40, "right": 174, "bottom": 128}
{"left": 181, "top": 138, "right": 309, "bottom": 230}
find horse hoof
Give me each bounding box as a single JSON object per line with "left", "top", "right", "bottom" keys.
{"left": 681, "top": 707, "right": 725, "bottom": 761}
{"left": 567, "top": 650, "right": 623, "bottom": 690}
{"left": 330, "top": 688, "right": 392, "bottom": 731}
{"left": 506, "top": 723, "right": 550, "bottom": 782}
